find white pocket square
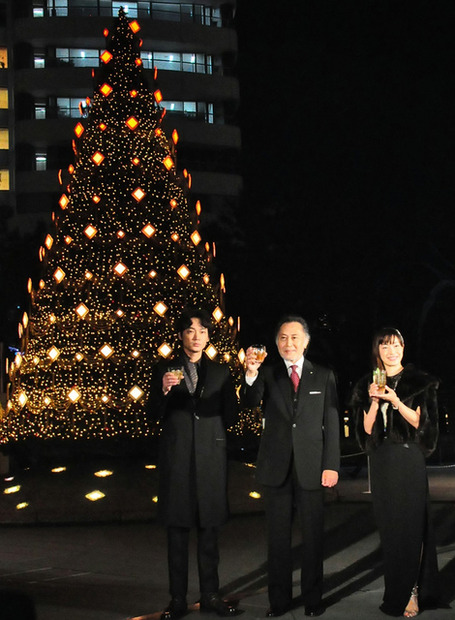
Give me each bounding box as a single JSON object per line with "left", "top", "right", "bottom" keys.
{"left": 309, "top": 391, "right": 321, "bottom": 394}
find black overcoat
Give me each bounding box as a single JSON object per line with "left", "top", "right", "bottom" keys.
{"left": 147, "top": 354, "right": 238, "bottom": 528}
{"left": 243, "top": 359, "right": 340, "bottom": 490}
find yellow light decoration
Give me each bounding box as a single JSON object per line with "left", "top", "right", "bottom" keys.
{"left": 99, "top": 344, "right": 114, "bottom": 359}
{"left": 100, "top": 83, "right": 113, "bottom": 97}
{"left": 158, "top": 343, "right": 172, "bottom": 358}
{"left": 130, "top": 89, "right": 138, "bottom": 98}
{"left": 85, "top": 270, "right": 94, "bottom": 280}
{"left": 101, "top": 395, "right": 110, "bottom": 403}
{"left": 74, "top": 123, "right": 84, "bottom": 138}
{"left": 131, "top": 350, "right": 140, "bottom": 358}
{"left": 145, "top": 464, "right": 156, "bottom": 470}
{"left": 113, "top": 261, "right": 127, "bottom": 276}
{"left": 67, "top": 387, "right": 82, "bottom": 403}
{"left": 177, "top": 265, "right": 190, "bottom": 280}
{"left": 172, "top": 129, "right": 179, "bottom": 144}
{"left": 205, "top": 344, "right": 218, "bottom": 360}
{"left": 135, "top": 58, "right": 142, "bottom": 67}
{"left": 212, "top": 307, "right": 223, "bottom": 322}
{"left": 228, "top": 316, "right": 234, "bottom": 326}
{"left": 170, "top": 233, "right": 179, "bottom": 242}
{"left": 43, "top": 395, "right": 52, "bottom": 406}
{"left": 75, "top": 353, "right": 84, "bottom": 362}
{"left": 115, "top": 309, "right": 124, "bottom": 317}
{"left": 117, "top": 230, "right": 125, "bottom": 239}
{"left": 141, "top": 224, "right": 156, "bottom": 237}
{"left": 27, "top": 278, "right": 32, "bottom": 293}
{"left": 152, "top": 496, "right": 158, "bottom": 503}
{"left": 154, "top": 89, "right": 163, "bottom": 103}
{"left": 148, "top": 270, "right": 157, "bottom": 279}
{"left": 49, "top": 313, "right": 56, "bottom": 324}
{"left": 44, "top": 234, "right": 53, "bottom": 250}
{"left": 47, "top": 346, "right": 60, "bottom": 361}
{"left": 16, "top": 502, "right": 29, "bottom": 510}
{"left": 92, "top": 151, "right": 105, "bottom": 166}
{"left": 99, "top": 123, "right": 107, "bottom": 131}
{"left": 4, "top": 485, "right": 21, "bottom": 495}
{"left": 155, "top": 128, "right": 162, "bottom": 137}
{"left": 191, "top": 231, "right": 201, "bottom": 246}
{"left": 94, "top": 470, "right": 113, "bottom": 478}
{"left": 18, "top": 324, "right": 23, "bottom": 338}
{"left": 84, "top": 224, "right": 97, "bottom": 239}
{"left": 129, "top": 20, "right": 141, "bottom": 33}
{"left": 51, "top": 467, "right": 66, "bottom": 473}
{"left": 22, "top": 312, "right": 29, "bottom": 329}
{"left": 128, "top": 386, "right": 144, "bottom": 401}
{"left": 126, "top": 116, "right": 139, "bottom": 130}
{"left": 238, "top": 349, "right": 245, "bottom": 364}
{"left": 132, "top": 187, "right": 146, "bottom": 202}
{"left": 203, "top": 274, "right": 210, "bottom": 284}
{"left": 249, "top": 491, "right": 262, "bottom": 499}
{"left": 32, "top": 356, "right": 39, "bottom": 365}
{"left": 68, "top": 164, "right": 74, "bottom": 173}
{"left": 195, "top": 200, "right": 202, "bottom": 216}
{"left": 86, "top": 491, "right": 105, "bottom": 501}
{"left": 100, "top": 50, "right": 113, "bottom": 63}
{"left": 153, "top": 301, "right": 168, "bottom": 316}
{"left": 132, "top": 157, "right": 140, "bottom": 166}
{"left": 170, "top": 199, "right": 178, "bottom": 209}
{"left": 53, "top": 267, "right": 65, "bottom": 283}
{"left": 17, "top": 391, "right": 28, "bottom": 408}
{"left": 92, "top": 195, "right": 101, "bottom": 204}
{"left": 39, "top": 279, "right": 45, "bottom": 289}
{"left": 163, "top": 156, "right": 174, "bottom": 170}
{"left": 59, "top": 194, "right": 69, "bottom": 209}
{"left": 75, "top": 303, "right": 89, "bottom": 319}
{"left": 64, "top": 236, "right": 73, "bottom": 245}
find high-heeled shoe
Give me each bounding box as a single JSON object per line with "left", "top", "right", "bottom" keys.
{"left": 403, "top": 585, "right": 419, "bottom": 618}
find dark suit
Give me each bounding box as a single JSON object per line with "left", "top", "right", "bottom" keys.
{"left": 244, "top": 359, "right": 340, "bottom": 610}
{"left": 148, "top": 353, "right": 238, "bottom": 599}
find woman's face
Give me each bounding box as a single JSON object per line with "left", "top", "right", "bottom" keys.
{"left": 378, "top": 336, "right": 404, "bottom": 371}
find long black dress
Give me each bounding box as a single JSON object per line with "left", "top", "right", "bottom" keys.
{"left": 351, "top": 365, "right": 440, "bottom": 616}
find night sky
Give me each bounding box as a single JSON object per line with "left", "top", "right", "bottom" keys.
{"left": 229, "top": 0, "right": 455, "bottom": 399}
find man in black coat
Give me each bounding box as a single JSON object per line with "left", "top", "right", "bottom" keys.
{"left": 148, "top": 308, "right": 240, "bottom": 620}
{"left": 244, "top": 316, "right": 340, "bottom": 618}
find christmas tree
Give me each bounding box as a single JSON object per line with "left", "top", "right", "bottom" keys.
{"left": 0, "top": 8, "right": 243, "bottom": 444}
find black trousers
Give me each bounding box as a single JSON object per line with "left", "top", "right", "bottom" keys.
{"left": 167, "top": 525, "right": 220, "bottom": 600}
{"left": 264, "top": 465, "right": 324, "bottom": 611}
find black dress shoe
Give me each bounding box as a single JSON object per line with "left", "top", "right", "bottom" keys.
{"left": 266, "top": 607, "right": 290, "bottom": 617}
{"left": 200, "top": 593, "right": 243, "bottom": 616}
{"left": 304, "top": 604, "right": 326, "bottom": 617}
{"left": 161, "top": 597, "right": 188, "bottom": 620}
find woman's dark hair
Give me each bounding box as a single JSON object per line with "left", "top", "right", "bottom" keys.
{"left": 371, "top": 327, "right": 404, "bottom": 369}
{"left": 176, "top": 308, "right": 213, "bottom": 336}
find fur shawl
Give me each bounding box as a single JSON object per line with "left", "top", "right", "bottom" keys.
{"left": 350, "top": 364, "right": 439, "bottom": 457}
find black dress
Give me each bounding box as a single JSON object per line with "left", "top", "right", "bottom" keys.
{"left": 351, "top": 365, "right": 440, "bottom": 616}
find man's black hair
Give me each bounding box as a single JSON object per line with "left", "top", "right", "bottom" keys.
{"left": 176, "top": 308, "right": 213, "bottom": 335}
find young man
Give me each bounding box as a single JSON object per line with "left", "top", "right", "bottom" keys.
{"left": 148, "top": 308, "right": 240, "bottom": 619}
{"left": 244, "top": 315, "right": 340, "bottom": 618}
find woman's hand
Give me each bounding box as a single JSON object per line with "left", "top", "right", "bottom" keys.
{"left": 368, "top": 382, "right": 382, "bottom": 402}
{"left": 378, "top": 385, "right": 401, "bottom": 409}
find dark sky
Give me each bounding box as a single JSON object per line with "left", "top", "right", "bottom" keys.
{"left": 229, "top": 0, "right": 455, "bottom": 391}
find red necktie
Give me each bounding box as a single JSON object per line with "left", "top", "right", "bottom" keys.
{"left": 290, "top": 365, "right": 300, "bottom": 393}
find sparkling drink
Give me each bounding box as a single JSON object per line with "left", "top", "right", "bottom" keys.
{"left": 373, "top": 368, "right": 387, "bottom": 393}
{"left": 168, "top": 366, "right": 184, "bottom": 382}
{"left": 252, "top": 345, "right": 267, "bottom": 363}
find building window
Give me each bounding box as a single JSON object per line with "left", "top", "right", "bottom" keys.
{"left": 161, "top": 100, "right": 214, "bottom": 124}
{"left": 141, "top": 51, "right": 213, "bottom": 75}
{"left": 112, "top": 2, "right": 138, "bottom": 17}
{"left": 57, "top": 97, "right": 87, "bottom": 118}
{"left": 56, "top": 48, "right": 100, "bottom": 68}
{"left": 35, "top": 105, "right": 47, "bottom": 119}
{"left": 0, "top": 169, "right": 9, "bottom": 191}
{"left": 36, "top": 153, "right": 47, "bottom": 171}
{"left": 0, "top": 48, "right": 7, "bottom": 69}
{"left": 0, "top": 89, "right": 8, "bottom": 109}
{"left": 0, "top": 129, "right": 9, "bottom": 150}
{"left": 34, "top": 55, "right": 46, "bottom": 69}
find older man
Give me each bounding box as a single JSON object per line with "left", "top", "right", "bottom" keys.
{"left": 244, "top": 315, "right": 340, "bottom": 617}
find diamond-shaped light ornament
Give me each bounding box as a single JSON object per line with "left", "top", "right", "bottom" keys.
{"left": 47, "top": 346, "right": 60, "bottom": 361}
{"left": 74, "top": 122, "right": 84, "bottom": 137}
{"left": 205, "top": 344, "right": 218, "bottom": 360}
{"left": 132, "top": 187, "right": 146, "bottom": 202}
{"left": 191, "top": 231, "right": 201, "bottom": 246}
{"left": 100, "top": 83, "right": 113, "bottom": 97}
{"left": 92, "top": 151, "right": 105, "bottom": 166}
{"left": 153, "top": 302, "right": 168, "bottom": 316}
{"left": 141, "top": 224, "right": 156, "bottom": 238}
{"left": 75, "top": 303, "right": 89, "bottom": 319}
{"left": 212, "top": 307, "right": 223, "bottom": 322}
{"left": 113, "top": 262, "right": 127, "bottom": 276}
{"left": 100, "top": 50, "right": 113, "bottom": 64}
{"left": 99, "top": 344, "right": 114, "bottom": 359}
{"left": 177, "top": 265, "right": 190, "bottom": 280}
{"left": 84, "top": 224, "right": 97, "bottom": 239}
{"left": 68, "top": 387, "right": 82, "bottom": 403}
{"left": 53, "top": 267, "right": 65, "bottom": 283}
{"left": 158, "top": 343, "right": 172, "bottom": 358}
{"left": 126, "top": 116, "right": 139, "bottom": 130}
{"left": 128, "top": 385, "right": 144, "bottom": 401}
{"left": 59, "top": 194, "right": 69, "bottom": 209}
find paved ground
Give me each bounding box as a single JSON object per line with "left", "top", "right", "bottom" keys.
{"left": 0, "top": 457, "right": 454, "bottom": 620}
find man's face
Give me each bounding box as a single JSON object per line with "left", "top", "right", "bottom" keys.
{"left": 179, "top": 317, "right": 210, "bottom": 358}
{"left": 276, "top": 321, "right": 309, "bottom": 363}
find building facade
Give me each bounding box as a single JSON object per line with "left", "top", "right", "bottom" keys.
{"left": 0, "top": 0, "right": 241, "bottom": 233}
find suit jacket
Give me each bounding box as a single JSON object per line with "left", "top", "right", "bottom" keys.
{"left": 147, "top": 353, "right": 238, "bottom": 528}
{"left": 244, "top": 359, "right": 340, "bottom": 490}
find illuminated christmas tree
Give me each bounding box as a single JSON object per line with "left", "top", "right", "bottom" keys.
{"left": 0, "top": 8, "right": 242, "bottom": 443}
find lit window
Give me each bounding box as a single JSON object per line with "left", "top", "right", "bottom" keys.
{"left": 0, "top": 129, "right": 8, "bottom": 150}
{"left": 35, "top": 153, "right": 47, "bottom": 171}
{"left": 0, "top": 89, "right": 8, "bottom": 109}
{"left": 34, "top": 56, "right": 45, "bottom": 69}
{"left": 0, "top": 170, "right": 10, "bottom": 191}
{"left": 35, "top": 105, "right": 46, "bottom": 120}
{"left": 0, "top": 48, "right": 8, "bottom": 69}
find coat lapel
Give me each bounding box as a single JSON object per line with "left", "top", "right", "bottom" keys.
{"left": 273, "top": 363, "right": 294, "bottom": 419}
{"left": 295, "top": 359, "right": 315, "bottom": 419}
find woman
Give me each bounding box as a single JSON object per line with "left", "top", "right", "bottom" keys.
{"left": 351, "top": 327, "right": 440, "bottom": 617}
